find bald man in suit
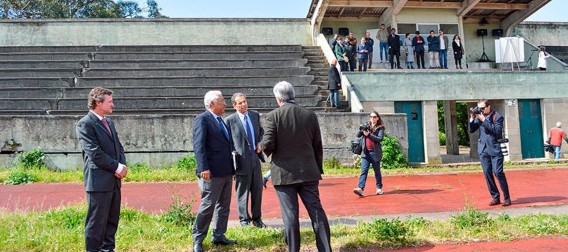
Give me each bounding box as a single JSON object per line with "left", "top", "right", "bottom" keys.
{"left": 225, "top": 93, "right": 266, "bottom": 228}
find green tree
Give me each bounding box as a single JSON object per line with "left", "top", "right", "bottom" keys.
{"left": 0, "top": 0, "right": 166, "bottom": 19}
{"left": 437, "top": 101, "right": 470, "bottom": 146}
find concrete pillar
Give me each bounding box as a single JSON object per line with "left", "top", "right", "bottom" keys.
{"left": 468, "top": 102, "right": 479, "bottom": 158}
{"left": 423, "top": 101, "right": 441, "bottom": 164}
{"left": 443, "top": 100, "right": 459, "bottom": 155}
{"left": 498, "top": 100, "right": 520, "bottom": 161}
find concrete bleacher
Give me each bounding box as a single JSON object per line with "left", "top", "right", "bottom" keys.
{"left": 0, "top": 45, "right": 331, "bottom": 115}
{"left": 546, "top": 46, "right": 568, "bottom": 64}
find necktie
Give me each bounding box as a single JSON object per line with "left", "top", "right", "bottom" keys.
{"left": 216, "top": 117, "right": 229, "bottom": 140}
{"left": 101, "top": 118, "right": 112, "bottom": 135}
{"left": 244, "top": 115, "right": 255, "bottom": 152}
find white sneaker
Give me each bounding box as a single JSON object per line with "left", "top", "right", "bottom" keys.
{"left": 376, "top": 188, "right": 384, "bottom": 195}
{"left": 353, "top": 187, "right": 363, "bottom": 197}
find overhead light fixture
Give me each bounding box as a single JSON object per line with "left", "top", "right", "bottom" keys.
{"left": 479, "top": 17, "right": 489, "bottom": 25}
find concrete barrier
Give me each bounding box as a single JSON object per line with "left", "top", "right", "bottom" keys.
{"left": 0, "top": 19, "right": 313, "bottom": 46}
{"left": 0, "top": 113, "right": 407, "bottom": 169}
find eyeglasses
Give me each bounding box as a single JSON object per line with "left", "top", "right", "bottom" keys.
{"left": 369, "top": 116, "right": 378, "bottom": 118}
{"left": 478, "top": 107, "right": 486, "bottom": 110}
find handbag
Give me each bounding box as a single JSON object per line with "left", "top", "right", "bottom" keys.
{"left": 350, "top": 137, "right": 363, "bottom": 155}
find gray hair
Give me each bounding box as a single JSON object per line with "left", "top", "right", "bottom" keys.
{"left": 273, "top": 81, "right": 295, "bottom": 102}
{"left": 203, "top": 90, "right": 222, "bottom": 108}
{"left": 557, "top": 122, "right": 562, "bottom": 128}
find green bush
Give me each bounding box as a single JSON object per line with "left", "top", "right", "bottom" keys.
{"left": 162, "top": 195, "right": 196, "bottom": 227}
{"left": 13, "top": 148, "right": 46, "bottom": 168}
{"left": 128, "top": 163, "right": 151, "bottom": 173}
{"left": 381, "top": 134, "right": 408, "bottom": 169}
{"left": 450, "top": 207, "right": 493, "bottom": 229}
{"left": 4, "top": 169, "right": 38, "bottom": 185}
{"left": 439, "top": 132, "right": 446, "bottom": 145}
{"left": 324, "top": 157, "right": 342, "bottom": 169}
{"left": 360, "top": 218, "right": 413, "bottom": 244}
{"left": 176, "top": 155, "right": 197, "bottom": 172}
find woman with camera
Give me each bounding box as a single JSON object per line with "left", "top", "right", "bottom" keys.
{"left": 353, "top": 111, "right": 385, "bottom": 197}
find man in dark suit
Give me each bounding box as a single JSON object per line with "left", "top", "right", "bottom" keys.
{"left": 327, "top": 59, "right": 341, "bottom": 108}
{"left": 225, "top": 93, "right": 266, "bottom": 228}
{"left": 76, "top": 87, "right": 128, "bottom": 252}
{"left": 191, "top": 90, "right": 236, "bottom": 252}
{"left": 388, "top": 28, "right": 402, "bottom": 69}
{"left": 469, "top": 99, "right": 512, "bottom": 207}
{"left": 262, "top": 81, "right": 331, "bottom": 252}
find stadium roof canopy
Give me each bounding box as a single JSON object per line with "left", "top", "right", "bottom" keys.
{"left": 307, "top": 0, "right": 550, "bottom": 24}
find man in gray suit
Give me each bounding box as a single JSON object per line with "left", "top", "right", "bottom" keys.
{"left": 262, "top": 81, "right": 332, "bottom": 252}
{"left": 191, "top": 90, "right": 236, "bottom": 252}
{"left": 76, "top": 87, "right": 128, "bottom": 252}
{"left": 225, "top": 93, "right": 266, "bottom": 228}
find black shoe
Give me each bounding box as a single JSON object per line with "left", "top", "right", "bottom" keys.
{"left": 193, "top": 242, "right": 203, "bottom": 252}
{"left": 489, "top": 199, "right": 501, "bottom": 206}
{"left": 252, "top": 219, "right": 267, "bottom": 228}
{"left": 262, "top": 177, "right": 269, "bottom": 188}
{"left": 212, "top": 237, "right": 237, "bottom": 246}
{"left": 240, "top": 220, "right": 251, "bottom": 226}
{"left": 502, "top": 199, "right": 512, "bottom": 207}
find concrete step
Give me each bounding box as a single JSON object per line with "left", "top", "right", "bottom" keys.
{"left": 0, "top": 52, "right": 90, "bottom": 61}
{"left": 86, "top": 59, "right": 308, "bottom": 68}
{"left": 0, "top": 60, "right": 86, "bottom": 68}
{"left": 81, "top": 67, "right": 311, "bottom": 77}
{"left": 0, "top": 86, "right": 321, "bottom": 99}
{"left": 90, "top": 51, "right": 305, "bottom": 60}
{"left": 0, "top": 77, "right": 73, "bottom": 87}
{"left": 0, "top": 75, "right": 315, "bottom": 88}
{"left": 0, "top": 106, "right": 328, "bottom": 116}
{"left": 0, "top": 58, "right": 308, "bottom": 69}
{"left": 0, "top": 45, "right": 304, "bottom": 53}
{"left": 0, "top": 96, "right": 322, "bottom": 110}
{"left": 0, "top": 68, "right": 81, "bottom": 78}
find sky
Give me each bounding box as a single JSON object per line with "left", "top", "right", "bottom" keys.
{"left": 136, "top": 0, "right": 567, "bottom": 22}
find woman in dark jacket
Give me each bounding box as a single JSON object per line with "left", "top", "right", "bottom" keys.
{"left": 353, "top": 111, "right": 386, "bottom": 197}
{"left": 452, "top": 34, "right": 465, "bottom": 69}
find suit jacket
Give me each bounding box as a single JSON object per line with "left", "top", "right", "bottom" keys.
{"left": 76, "top": 112, "right": 125, "bottom": 192}
{"left": 262, "top": 102, "right": 323, "bottom": 186}
{"left": 327, "top": 65, "right": 340, "bottom": 90}
{"left": 192, "top": 110, "right": 235, "bottom": 178}
{"left": 225, "top": 110, "right": 264, "bottom": 175}
{"left": 469, "top": 110, "right": 504, "bottom": 157}
{"left": 388, "top": 34, "right": 401, "bottom": 51}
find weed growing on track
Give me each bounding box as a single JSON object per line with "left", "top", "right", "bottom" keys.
{"left": 0, "top": 206, "right": 566, "bottom": 251}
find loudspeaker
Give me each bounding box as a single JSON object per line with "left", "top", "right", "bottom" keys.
{"left": 492, "top": 29, "right": 503, "bottom": 37}
{"left": 476, "top": 29, "right": 487, "bottom": 37}
{"left": 338, "top": 27, "right": 349, "bottom": 36}
{"left": 321, "top": 27, "right": 333, "bottom": 35}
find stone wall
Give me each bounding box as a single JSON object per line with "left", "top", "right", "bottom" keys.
{"left": 0, "top": 18, "right": 313, "bottom": 46}
{"left": 515, "top": 22, "right": 568, "bottom": 47}
{"left": 0, "top": 113, "right": 407, "bottom": 169}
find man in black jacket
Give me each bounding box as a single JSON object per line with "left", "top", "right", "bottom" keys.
{"left": 327, "top": 59, "right": 341, "bottom": 108}
{"left": 388, "top": 28, "right": 402, "bottom": 69}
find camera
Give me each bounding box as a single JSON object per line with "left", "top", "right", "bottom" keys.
{"left": 359, "top": 123, "right": 372, "bottom": 131}
{"left": 470, "top": 106, "right": 483, "bottom": 115}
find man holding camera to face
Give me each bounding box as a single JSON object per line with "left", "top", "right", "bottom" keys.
{"left": 468, "top": 99, "right": 511, "bottom": 207}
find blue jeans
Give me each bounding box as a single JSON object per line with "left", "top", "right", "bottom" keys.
{"left": 439, "top": 49, "right": 447, "bottom": 68}
{"left": 379, "top": 42, "right": 388, "bottom": 62}
{"left": 329, "top": 89, "right": 339, "bottom": 107}
{"left": 554, "top": 146, "right": 561, "bottom": 160}
{"left": 358, "top": 150, "right": 383, "bottom": 190}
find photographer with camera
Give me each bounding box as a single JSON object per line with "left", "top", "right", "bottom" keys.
{"left": 468, "top": 99, "right": 511, "bottom": 207}
{"left": 353, "top": 111, "right": 385, "bottom": 197}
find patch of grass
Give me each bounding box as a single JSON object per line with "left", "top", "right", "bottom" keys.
{"left": 161, "top": 195, "right": 196, "bottom": 227}
{"left": 3, "top": 169, "right": 38, "bottom": 185}
{"left": 0, "top": 205, "right": 567, "bottom": 251}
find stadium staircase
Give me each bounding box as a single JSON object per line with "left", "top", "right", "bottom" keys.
{"left": 0, "top": 45, "right": 342, "bottom": 115}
